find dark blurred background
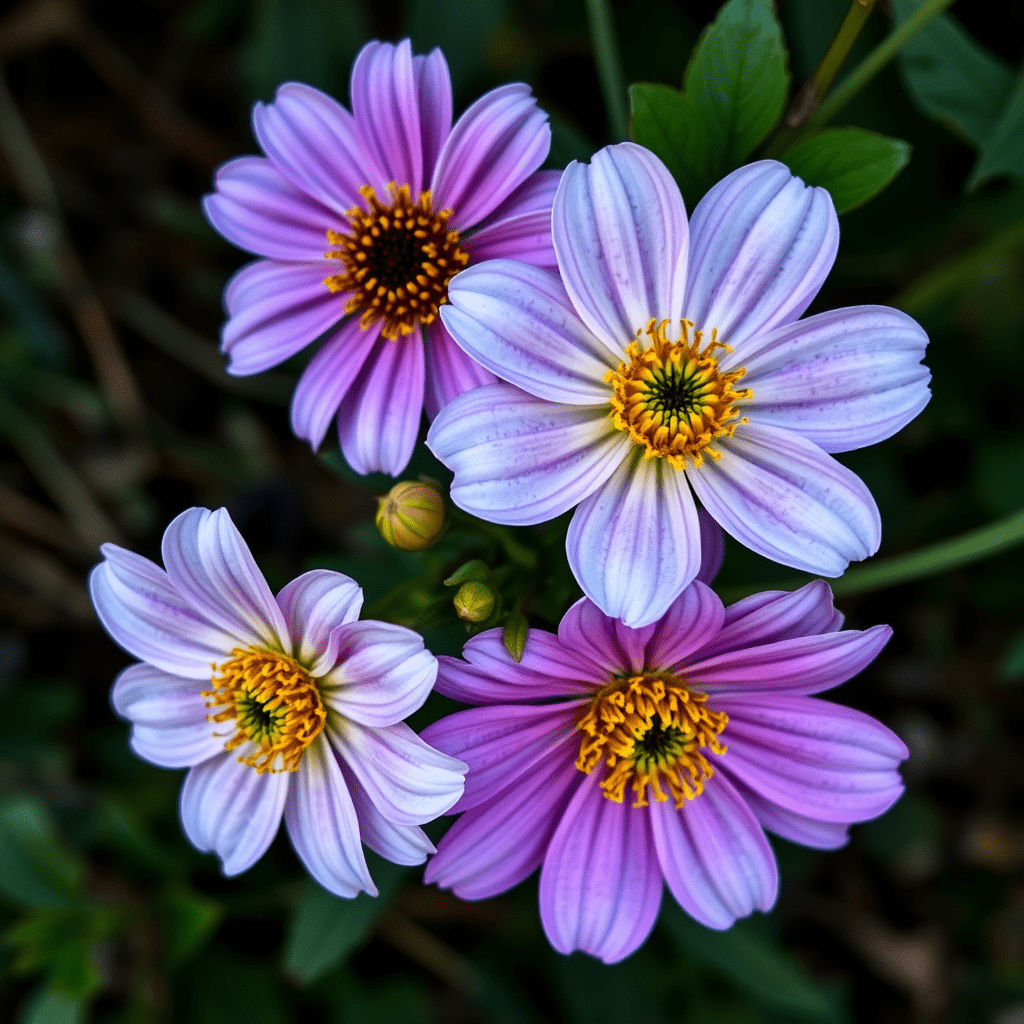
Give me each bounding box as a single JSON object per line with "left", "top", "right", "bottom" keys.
{"left": 1, "top": 1, "right": 1023, "bottom": 1021}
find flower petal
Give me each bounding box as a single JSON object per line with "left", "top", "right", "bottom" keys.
{"left": 467, "top": 170, "right": 560, "bottom": 267}
{"left": 203, "top": 157, "right": 338, "bottom": 261}
{"left": 566, "top": 448, "right": 702, "bottom": 628}
{"left": 432, "top": 84, "right": 550, "bottom": 230}
{"left": 441, "top": 260, "right": 618, "bottom": 404}
{"left": 89, "top": 545, "right": 234, "bottom": 679}
{"left": 284, "top": 736, "right": 376, "bottom": 897}
{"left": 336, "top": 330, "right": 425, "bottom": 476}
{"left": 253, "top": 81, "right": 385, "bottom": 215}
{"left": 321, "top": 621, "right": 437, "bottom": 727}
{"left": 275, "top": 570, "right": 363, "bottom": 672}
{"left": 553, "top": 143, "right": 688, "bottom": 355}
{"left": 557, "top": 597, "right": 655, "bottom": 676}
{"left": 728, "top": 774, "right": 851, "bottom": 849}
{"left": 161, "top": 507, "right": 290, "bottom": 652}
{"left": 290, "top": 318, "right": 382, "bottom": 451}
{"left": 695, "top": 510, "right": 725, "bottom": 585}
{"left": 428, "top": 383, "right": 630, "bottom": 526}
{"left": 644, "top": 581, "right": 726, "bottom": 672}
{"left": 180, "top": 751, "right": 289, "bottom": 876}
{"left": 687, "top": 422, "right": 881, "bottom": 577}
{"left": 734, "top": 306, "right": 931, "bottom": 452}
{"left": 684, "top": 160, "right": 838, "bottom": 348}
{"left": 422, "top": 320, "right": 497, "bottom": 421}
{"left": 221, "top": 260, "right": 342, "bottom": 376}
{"left": 649, "top": 771, "right": 777, "bottom": 930}
{"left": 539, "top": 770, "right": 663, "bottom": 963}
{"left": 414, "top": 48, "right": 453, "bottom": 175}
{"left": 686, "top": 625, "right": 892, "bottom": 697}
{"left": 330, "top": 722, "right": 465, "bottom": 827}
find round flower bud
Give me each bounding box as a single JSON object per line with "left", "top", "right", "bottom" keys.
{"left": 453, "top": 582, "right": 495, "bottom": 624}
{"left": 375, "top": 481, "right": 445, "bottom": 552}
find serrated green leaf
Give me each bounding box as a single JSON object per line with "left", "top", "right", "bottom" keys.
{"left": 781, "top": 128, "right": 911, "bottom": 213}
{"left": 443, "top": 559, "right": 489, "bottom": 586}
{"left": 969, "top": 76, "right": 1024, "bottom": 191}
{"left": 0, "top": 797, "right": 83, "bottom": 909}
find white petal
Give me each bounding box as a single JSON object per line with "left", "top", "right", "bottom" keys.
{"left": 275, "top": 570, "right": 363, "bottom": 672}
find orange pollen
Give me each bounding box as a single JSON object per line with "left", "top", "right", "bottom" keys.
{"left": 323, "top": 182, "right": 469, "bottom": 341}
{"left": 203, "top": 648, "right": 326, "bottom": 774}
{"left": 606, "top": 318, "right": 751, "bottom": 469}
{"left": 575, "top": 673, "right": 728, "bottom": 809}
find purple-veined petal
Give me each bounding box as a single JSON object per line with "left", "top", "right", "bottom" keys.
{"left": 432, "top": 84, "right": 550, "bottom": 230}
{"left": 252, "top": 81, "right": 386, "bottom": 214}
{"left": 161, "top": 507, "right": 290, "bottom": 652}
{"left": 539, "top": 770, "right": 663, "bottom": 963}
{"left": 695, "top": 509, "right": 725, "bottom": 585}
{"left": 421, "top": 700, "right": 585, "bottom": 813}
{"left": 644, "top": 581, "right": 726, "bottom": 672}
{"left": 466, "top": 170, "right": 560, "bottom": 267}
{"left": 88, "top": 545, "right": 234, "bottom": 679}
{"left": 428, "top": 383, "right": 630, "bottom": 526}
{"left": 732, "top": 306, "right": 931, "bottom": 453}
{"left": 284, "top": 735, "right": 376, "bottom": 897}
{"left": 320, "top": 621, "right": 436, "bottom": 727}
{"left": 553, "top": 143, "right": 688, "bottom": 356}
{"left": 557, "top": 597, "right": 655, "bottom": 676}
{"left": 441, "top": 260, "right": 618, "bottom": 404}
{"left": 413, "top": 48, "right": 453, "bottom": 176}
{"left": 290, "top": 317, "right": 382, "bottom": 450}
{"left": 180, "top": 751, "right": 289, "bottom": 876}
{"left": 203, "top": 157, "right": 338, "bottom": 261}
{"left": 329, "top": 721, "right": 465, "bottom": 827}
{"left": 275, "top": 570, "right": 363, "bottom": 672}
{"left": 684, "top": 160, "right": 838, "bottom": 350}
{"left": 687, "top": 422, "right": 881, "bottom": 577}
{"left": 728, "top": 774, "right": 851, "bottom": 849}
{"left": 336, "top": 330, "right": 426, "bottom": 476}
{"left": 422, "top": 320, "right": 497, "bottom": 420}
{"left": 686, "top": 624, "right": 892, "bottom": 697}
{"left": 350, "top": 40, "right": 424, "bottom": 193}
{"left": 221, "top": 260, "right": 342, "bottom": 376}
{"left": 567, "top": 448, "right": 702, "bottom": 628}
{"left": 111, "top": 663, "right": 222, "bottom": 769}
{"left": 649, "top": 771, "right": 777, "bottom": 929}
{"left": 435, "top": 628, "right": 602, "bottom": 705}
{"left": 712, "top": 693, "right": 907, "bottom": 823}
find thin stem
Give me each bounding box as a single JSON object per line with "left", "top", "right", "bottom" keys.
{"left": 585, "top": 0, "right": 629, "bottom": 142}
{"left": 810, "top": 0, "right": 958, "bottom": 127}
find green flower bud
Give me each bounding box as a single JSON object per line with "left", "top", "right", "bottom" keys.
{"left": 375, "top": 481, "right": 445, "bottom": 552}
{"left": 453, "top": 581, "right": 495, "bottom": 624}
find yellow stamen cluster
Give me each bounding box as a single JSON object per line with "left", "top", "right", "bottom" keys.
{"left": 324, "top": 183, "right": 469, "bottom": 341}
{"left": 606, "top": 318, "right": 751, "bottom": 469}
{"left": 576, "top": 673, "right": 728, "bottom": 808}
{"left": 203, "top": 648, "right": 326, "bottom": 773}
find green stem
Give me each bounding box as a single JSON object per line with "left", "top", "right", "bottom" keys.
{"left": 585, "top": 0, "right": 629, "bottom": 142}
{"left": 810, "top": 0, "right": 958, "bottom": 127}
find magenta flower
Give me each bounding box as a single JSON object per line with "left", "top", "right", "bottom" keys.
{"left": 89, "top": 507, "right": 465, "bottom": 897}
{"left": 203, "top": 39, "right": 557, "bottom": 474}
{"left": 422, "top": 579, "right": 906, "bottom": 962}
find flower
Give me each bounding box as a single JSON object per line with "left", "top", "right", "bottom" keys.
{"left": 203, "top": 39, "right": 558, "bottom": 476}
{"left": 89, "top": 506, "right": 465, "bottom": 896}
{"left": 427, "top": 143, "right": 931, "bottom": 627}
{"left": 422, "top": 579, "right": 906, "bottom": 962}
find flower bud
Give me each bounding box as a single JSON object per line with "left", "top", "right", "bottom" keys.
{"left": 375, "top": 481, "right": 445, "bottom": 552}
{"left": 453, "top": 582, "right": 495, "bottom": 624}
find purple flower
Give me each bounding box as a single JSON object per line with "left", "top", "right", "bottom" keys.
{"left": 427, "top": 143, "right": 931, "bottom": 626}
{"left": 203, "top": 39, "right": 557, "bottom": 475}
{"left": 89, "top": 507, "right": 465, "bottom": 896}
{"left": 422, "top": 579, "right": 906, "bottom": 962}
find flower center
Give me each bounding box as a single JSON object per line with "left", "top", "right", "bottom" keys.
{"left": 203, "top": 648, "right": 326, "bottom": 773}
{"left": 576, "top": 673, "right": 728, "bottom": 808}
{"left": 606, "top": 319, "right": 751, "bottom": 469}
{"left": 324, "top": 183, "right": 469, "bottom": 341}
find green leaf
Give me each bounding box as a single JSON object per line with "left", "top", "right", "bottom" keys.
{"left": 502, "top": 610, "right": 528, "bottom": 663}
{"left": 780, "top": 128, "right": 911, "bottom": 213}
{"left": 283, "top": 855, "right": 407, "bottom": 985}
{"left": 0, "top": 797, "right": 83, "bottom": 909}
{"left": 158, "top": 888, "right": 222, "bottom": 966}
{"left": 17, "top": 985, "right": 85, "bottom": 1024}
{"left": 1000, "top": 631, "right": 1024, "bottom": 683}
{"left": 969, "top": 76, "right": 1024, "bottom": 191}
{"left": 629, "top": 83, "right": 707, "bottom": 199}
{"left": 893, "top": 0, "right": 1015, "bottom": 148}
{"left": 443, "top": 559, "right": 490, "bottom": 586}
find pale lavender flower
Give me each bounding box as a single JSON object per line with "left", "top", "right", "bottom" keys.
{"left": 89, "top": 507, "right": 465, "bottom": 896}
{"left": 203, "top": 39, "right": 557, "bottom": 475}
{"left": 428, "top": 142, "right": 931, "bottom": 627}
{"left": 423, "top": 579, "right": 906, "bottom": 962}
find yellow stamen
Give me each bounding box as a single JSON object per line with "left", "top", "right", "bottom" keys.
{"left": 606, "top": 318, "right": 751, "bottom": 468}
{"left": 576, "top": 673, "right": 728, "bottom": 808}
{"left": 203, "top": 648, "right": 326, "bottom": 773}
{"left": 323, "top": 183, "right": 469, "bottom": 341}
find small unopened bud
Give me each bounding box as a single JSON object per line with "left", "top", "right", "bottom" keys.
{"left": 375, "top": 481, "right": 445, "bottom": 552}
{"left": 453, "top": 581, "right": 495, "bottom": 623}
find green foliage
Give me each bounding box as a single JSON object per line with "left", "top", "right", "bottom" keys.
{"left": 0, "top": 798, "right": 83, "bottom": 910}
{"left": 17, "top": 985, "right": 85, "bottom": 1024}
{"left": 502, "top": 608, "right": 529, "bottom": 663}
{"left": 969, "top": 78, "right": 1024, "bottom": 191}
